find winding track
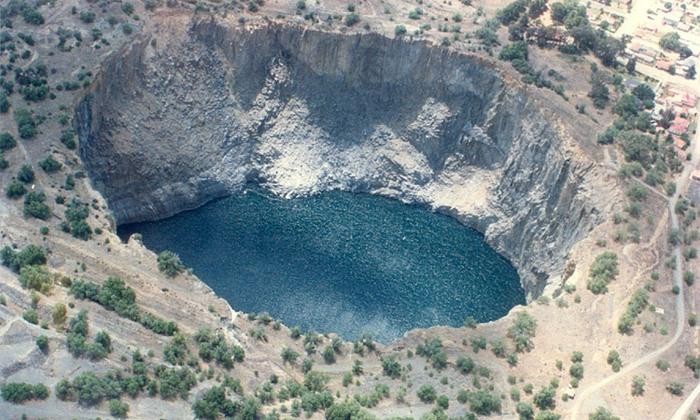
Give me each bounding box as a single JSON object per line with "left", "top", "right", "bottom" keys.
{"left": 668, "top": 125, "right": 700, "bottom": 419}
{"left": 570, "top": 111, "right": 700, "bottom": 419}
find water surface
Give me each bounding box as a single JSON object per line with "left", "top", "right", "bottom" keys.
{"left": 119, "top": 189, "right": 524, "bottom": 342}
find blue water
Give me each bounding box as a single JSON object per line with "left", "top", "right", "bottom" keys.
{"left": 118, "top": 188, "right": 524, "bottom": 342}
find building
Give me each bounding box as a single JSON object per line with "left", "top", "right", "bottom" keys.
{"left": 655, "top": 59, "right": 673, "bottom": 71}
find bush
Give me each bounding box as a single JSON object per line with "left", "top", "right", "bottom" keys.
{"left": 108, "top": 399, "right": 130, "bottom": 417}
{"left": 416, "top": 384, "right": 436, "bottom": 403}
{"left": 499, "top": 41, "right": 528, "bottom": 61}
{"left": 158, "top": 250, "right": 185, "bottom": 277}
{"left": 19, "top": 264, "right": 52, "bottom": 293}
{"left": 23, "top": 308, "right": 39, "bottom": 324}
{"left": 589, "top": 407, "right": 619, "bottom": 420}
{"left": 191, "top": 386, "right": 237, "bottom": 419}
{"left": 0, "top": 132, "right": 16, "bottom": 151}
{"left": 1, "top": 244, "right": 46, "bottom": 272}
{"left": 322, "top": 345, "right": 336, "bottom": 364}
{"left": 281, "top": 347, "right": 299, "bottom": 364}
{"left": 54, "top": 379, "right": 74, "bottom": 401}
{"left": 508, "top": 312, "right": 537, "bottom": 352}
{"left": 469, "top": 389, "right": 502, "bottom": 415}
{"left": 36, "top": 334, "right": 49, "bottom": 352}
{"left": 121, "top": 2, "right": 134, "bottom": 15}
{"left": 5, "top": 180, "right": 27, "bottom": 198}
{"left": 416, "top": 337, "right": 447, "bottom": 368}
{"left": 570, "top": 362, "right": 584, "bottom": 380}
{"left": 14, "top": 108, "right": 37, "bottom": 139}
{"left": 71, "top": 371, "right": 110, "bottom": 406}
{"left": 617, "top": 289, "right": 648, "bottom": 334}
{"left": 684, "top": 354, "right": 700, "bottom": 377}
{"left": 22, "top": 7, "right": 44, "bottom": 25}
{"left": 631, "top": 375, "right": 645, "bottom": 396}
{"left": 66, "top": 310, "right": 89, "bottom": 357}
{"left": 39, "top": 156, "right": 61, "bottom": 173}
{"left": 607, "top": 350, "right": 622, "bottom": 372}
{"left": 587, "top": 252, "right": 618, "bottom": 294}
{"left": 60, "top": 129, "right": 77, "bottom": 149}
{"left": 64, "top": 199, "right": 92, "bottom": 240}
{"left": 496, "top": 0, "right": 527, "bottom": 25}
{"left": 626, "top": 184, "right": 647, "bottom": 201}
{"left": 17, "top": 164, "right": 35, "bottom": 183}
{"left": 194, "top": 328, "right": 243, "bottom": 368}
{"left": 589, "top": 75, "right": 609, "bottom": 109}
{"left": 455, "top": 355, "right": 475, "bottom": 374}
{"left": 619, "top": 131, "right": 656, "bottom": 165}
{"left": 157, "top": 366, "right": 197, "bottom": 400}
{"left": 533, "top": 386, "right": 556, "bottom": 410}
{"left": 394, "top": 25, "right": 407, "bottom": 36}
{"left": 381, "top": 355, "right": 402, "bottom": 379}
{"left": 344, "top": 12, "right": 360, "bottom": 26}
{"left": 79, "top": 10, "right": 95, "bottom": 23}
{"left": 516, "top": 401, "right": 535, "bottom": 419}
{"left": 24, "top": 191, "right": 50, "bottom": 220}
{"left": 326, "top": 400, "right": 373, "bottom": 420}
{"left": 666, "top": 381, "right": 684, "bottom": 396}
{"left": 53, "top": 303, "right": 67, "bottom": 326}
{"left": 0, "top": 93, "right": 8, "bottom": 113}
{"left": 1, "top": 383, "right": 50, "bottom": 403}
{"left": 69, "top": 277, "right": 178, "bottom": 337}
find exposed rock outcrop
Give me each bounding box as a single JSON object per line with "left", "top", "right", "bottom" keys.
{"left": 75, "top": 19, "right": 617, "bottom": 297}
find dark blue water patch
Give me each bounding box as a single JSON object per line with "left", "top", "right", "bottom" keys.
{"left": 118, "top": 188, "right": 525, "bottom": 342}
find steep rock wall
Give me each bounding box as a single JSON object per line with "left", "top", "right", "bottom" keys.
{"left": 75, "top": 20, "right": 616, "bottom": 297}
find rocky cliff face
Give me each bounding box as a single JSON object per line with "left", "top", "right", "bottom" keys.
{"left": 75, "top": 19, "right": 616, "bottom": 297}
